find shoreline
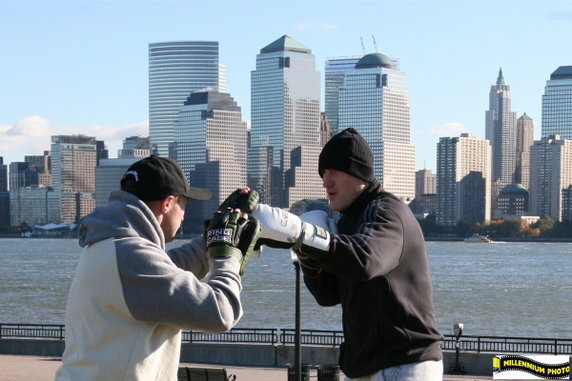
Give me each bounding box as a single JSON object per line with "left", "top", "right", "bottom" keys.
{"left": 2, "top": 234, "right": 572, "bottom": 243}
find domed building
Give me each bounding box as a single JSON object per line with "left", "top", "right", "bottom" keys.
{"left": 496, "top": 183, "right": 529, "bottom": 217}
{"left": 331, "top": 51, "right": 415, "bottom": 202}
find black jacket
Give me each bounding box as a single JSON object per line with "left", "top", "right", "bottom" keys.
{"left": 304, "top": 181, "right": 443, "bottom": 378}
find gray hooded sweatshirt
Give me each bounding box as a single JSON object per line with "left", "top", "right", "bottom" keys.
{"left": 55, "top": 191, "right": 243, "bottom": 381}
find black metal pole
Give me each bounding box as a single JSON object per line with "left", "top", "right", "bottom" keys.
{"left": 294, "top": 261, "right": 301, "bottom": 381}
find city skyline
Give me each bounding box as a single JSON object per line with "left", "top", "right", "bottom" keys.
{"left": 1, "top": 1, "right": 572, "bottom": 171}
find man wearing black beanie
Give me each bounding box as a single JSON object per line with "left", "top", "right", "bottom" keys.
{"left": 252, "top": 128, "right": 444, "bottom": 380}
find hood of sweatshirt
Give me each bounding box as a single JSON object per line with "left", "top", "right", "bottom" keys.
{"left": 78, "top": 190, "right": 165, "bottom": 250}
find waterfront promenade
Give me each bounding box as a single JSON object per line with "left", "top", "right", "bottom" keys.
{"left": 0, "top": 355, "right": 492, "bottom": 381}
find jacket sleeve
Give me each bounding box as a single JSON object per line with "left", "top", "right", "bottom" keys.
{"left": 322, "top": 199, "right": 405, "bottom": 281}
{"left": 303, "top": 271, "right": 341, "bottom": 306}
{"left": 116, "top": 238, "right": 243, "bottom": 333}
{"left": 166, "top": 237, "right": 210, "bottom": 280}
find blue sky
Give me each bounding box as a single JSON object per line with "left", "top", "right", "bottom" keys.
{"left": 1, "top": 0, "right": 571, "bottom": 171}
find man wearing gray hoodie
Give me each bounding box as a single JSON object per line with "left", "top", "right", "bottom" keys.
{"left": 55, "top": 156, "right": 259, "bottom": 381}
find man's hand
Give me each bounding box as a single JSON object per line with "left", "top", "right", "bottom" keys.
{"left": 218, "top": 188, "right": 259, "bottom": 213}
{"left": 251, "top": 204, "right": 331, "bottom": 261}
{"left": 205, "top": 208, "right": 260, "bottom": 275}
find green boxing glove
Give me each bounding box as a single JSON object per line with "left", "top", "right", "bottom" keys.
{"left": 205, "top": 208, "right": 260, "bottom": 275}
{"left": 217, "top": 188, "right": 259, "bottom": 213}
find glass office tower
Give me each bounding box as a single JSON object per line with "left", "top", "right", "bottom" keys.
{"left": 338, "top": 52, "right": 415, "bottom": 201}
{"left": 149, "top": 41, "right": 222, "bottom": 157}
{"left": 249, "top": 35, "right": 322, "bottom": 207}
{"left": 542, "top": 66, "right": 572, "bottom": 139}
{"left": 324, "top": 56, "right": 360, "bottom": 135}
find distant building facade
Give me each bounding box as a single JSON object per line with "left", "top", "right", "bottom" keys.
{"left": 249, "top": 35, "right": 322, "bottom": 208}
{"left": 496, "top": 184, "right": 529, "bottom": 217}
{"left": 436, "top": 133, "right": 491, "bottom": 227}
{"left": 485, "top": 68, "right": 517, "bottom": 187}
{"left": 324, "top": 56, "right": 360, "bottom": 135}
{"left": 51, "top": 135, "right": 98, "bottom": 223}
{"left": 0, "top": 157, "right": 8, "bottom": 226}
{"left": 542, "top": 66, "right": 572, "bottom": 139}
{"left": 415, "top": 169, "right": 437, "bottom": 198}
{"left": 338, "top": 52, "right": 415, "bottom": 202}
{"left": 530, "top": 135, "right": 572, "bottom": 221}
{"left": 149, "top": 41, "right": 223, "bottom": 157}
{"left": 173, "top": 89, "right": 248, "bottom": 230}
{"left": 515, "top": 113, "right": 534, "bottom": 190}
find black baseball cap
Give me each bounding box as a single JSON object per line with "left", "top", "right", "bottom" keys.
{"left": 120, "top": 156, "right": 212, "bottom": 201}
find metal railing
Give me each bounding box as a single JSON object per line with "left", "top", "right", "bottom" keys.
{"left": 280, "top": 328, "right": 344, "bottom": 347}
{"left": 2, "top": 324, "right": 571, "bottom": 355}
{"left": 0, "top": 324, "right": 65, "bottom": 340}
{"left": 442, "top": 334, "right": 572, "bottom": 355}
{"left": 181, "top": 328, "right": 278, "bottom": 345}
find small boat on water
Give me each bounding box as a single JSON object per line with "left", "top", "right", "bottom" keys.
{"left": 464, "top": 234, "right": 493, "bottom": 243}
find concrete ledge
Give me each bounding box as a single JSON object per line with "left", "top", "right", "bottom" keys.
{"left": 0, "top": 338, "right": 494, "bottom": 376}
{"left": 0, "top": 339, "right": 65, "bottom": 357}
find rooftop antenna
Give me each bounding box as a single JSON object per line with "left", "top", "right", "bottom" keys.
{"left": 372, "top": 35, "right": 378, "bottom": 52}
{"left": 360, "top": 37, "right": 366, "bottom": 55}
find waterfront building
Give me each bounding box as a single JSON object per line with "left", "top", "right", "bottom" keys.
{"left": 51, "top": 135, "right": 98, "bottom": 223}
{"left": 324, "top": 56, "right": 361, "bottom": 135}
{"left": 8, "top": 162, "right": 39, "bottom": 190}
{"left": 541, "top": 66, "right": 572, "bottom": 139}
{"left": 0, "top": 157, "right": 8, "bottom": 226}
{"left": 485, "top": 68, "right": 517, "bottom": 187}
{"left": 96, "top": 136, "right": 152, "bottom": 208}
{"left": 95, "top": 157, "right": 139, "bottom": 208}
{"left": 515, "top": 113, "right": 534, "bottom": 190}
{"left": 285, "top": 145, "right": 326, "bottom": 206}
{"left": 436, "top": 133, "right": 491, "bottom": 227}
{"left": 117, "top": 136, "right": 152, "bottom": 158}
{"left": 337, "top": 52, "right": 415, "bottom": 202}
{"left": 408, "top": 193, "right": 436, "bottom": 217}
{"left": 496, "top": 184, "right": 529, "bottom": 217}
{"left": 530, "top": 134, "right": 572, "bottom": 221}
{"left": 149, "top": 41, "right": 223, "bottom": 157}
{"left": 0, "top": 157, "right": 7, "bottom": 192}
{"left": 415, "top": 169, "right": 437, "bottom": 198}
{"left": 561, "top": 185, "right": 572, "bottom": 222}
{"left": 173, "top": 89, "right": 248, "bottom": 230}
{"left": 249, "top": 35, "right": 322, "bottom": 207}
{"left": 9, "top": 187, "right": 60, "bottom": 226}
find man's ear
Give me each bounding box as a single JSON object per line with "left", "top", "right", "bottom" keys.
{"left": 160, "top": 195, "right": 176, "bottom": 214}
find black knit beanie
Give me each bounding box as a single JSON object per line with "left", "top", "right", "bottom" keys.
{"left": 319, "top": 128, "right": 375, "bottom": 182}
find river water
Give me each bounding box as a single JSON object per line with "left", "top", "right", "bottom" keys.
{"left": 0, "top": 238, "right": 570, "bottom": 339}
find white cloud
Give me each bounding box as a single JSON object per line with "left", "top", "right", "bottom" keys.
{"left": 429, "top": 122, "right": 470, "bottom": 137}
{"left": 294, "top": 20, "right": 338, "bottom": 31}
{"left": 0, "top": 116, "right": 53, "bottom": 163}
{"left": 0, "top": 116, "right": 149, "bottom": 163}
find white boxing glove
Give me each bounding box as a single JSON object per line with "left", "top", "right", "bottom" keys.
{"left": 251, "top": 204, "right": 332, "bottom": 260}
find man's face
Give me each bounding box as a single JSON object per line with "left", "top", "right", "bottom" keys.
{"left": 322, "top": 169, "right": 367, "bottom": 212}
{"left": 161, "top": 196, "right": 188, "bottom": 242}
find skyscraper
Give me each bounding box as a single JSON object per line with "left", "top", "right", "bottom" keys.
{"left": 324, "top": 56, "right": 360, "bottom": 135}
{"left": 415, "top": 169, "right": 436, "bottom": 197}
{"left": 436, "top": 133, "right": 491, "bottom": 227}
{"left": 485, "top": 68, "right": 517, "bottom": 186}
{"left": 530, "top": 134, "right": 572, "bottom": 221}
{"left": 337, "top": 52, "right": 415, "bottom": 202}
{"left": 51, "top": 135, "right": 98, "bottom": 223}
{"left": 0, "top": 157, "right": 8, "bottom": 226}
{"left": 541, "top": 66, "right": 572, "bottom": 139}
{"left": 249, "top": 35, "right": 322, "bottom": 207}
{"left": 149, "top": 41, "right": 222, "bottom": 157}
{"left": 0, "top": 157, "right": 7, "bottom": 192}
{"left": 173, "top": 89, "right": 248, "bottom": 229}
{"left": 515, "top": 113, "right": 534, "bottom": 190}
